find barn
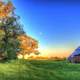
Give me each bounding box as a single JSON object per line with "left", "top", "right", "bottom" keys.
{"left": 68, "top": 47, "right": 80, "bottom": 63}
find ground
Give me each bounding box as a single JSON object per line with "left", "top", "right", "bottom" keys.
{"left": 0, "top": 59, "right": 80, "bottom": 80}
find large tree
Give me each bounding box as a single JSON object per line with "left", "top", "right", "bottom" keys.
{"left": 0, "top": 1, "right": 39, "bottom": 60}
{"left": 0, "top": 1, "right": 25, "bottom": 59}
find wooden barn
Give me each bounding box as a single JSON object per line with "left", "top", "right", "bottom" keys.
{"left": 68, "top": 47, "right": 80, "bottom": 63}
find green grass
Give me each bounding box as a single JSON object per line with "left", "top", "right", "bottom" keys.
{"left": 0, "top": 59, "right": 80, "bottom": 80}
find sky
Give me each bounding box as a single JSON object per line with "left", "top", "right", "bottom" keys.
{"left": 12, "top": 0, "right": 80, "bottom": 57}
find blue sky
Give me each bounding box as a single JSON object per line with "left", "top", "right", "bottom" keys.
{"left": 12, "top": 0, "right": 80, "bottom": 57}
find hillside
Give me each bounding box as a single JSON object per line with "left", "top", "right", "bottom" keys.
{"left": 0, "top": 60, "right": 80, "bottom": 80}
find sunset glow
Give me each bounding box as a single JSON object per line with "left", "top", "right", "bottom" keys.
{"left": 12, "top": 0, "right": 80, "bottom": 58}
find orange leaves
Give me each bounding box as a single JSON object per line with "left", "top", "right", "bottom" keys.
{"left": 0, "top": 2, "right": 3, "bottom": 7}
{"left": 5, "top": 1, "right": 13, "bottom": 12}
{"left": 17, "top": 35, "right": 39, "bottom": 55}
{"left": 0, "top": 1, "right": 14, "bottom": 18}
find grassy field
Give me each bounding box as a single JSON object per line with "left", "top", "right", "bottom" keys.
{"left": 0, "top": 60, "right": 80, "bottom": 80}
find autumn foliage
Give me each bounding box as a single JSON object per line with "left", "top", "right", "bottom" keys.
{"left": 17, "top": 35, "right": 39, "bottom": 59}
{"left": 0, "top": 1, "right": 13, "bottom": 19}
{"left": 0, "top": 1, "right": 39, "bottom": 60}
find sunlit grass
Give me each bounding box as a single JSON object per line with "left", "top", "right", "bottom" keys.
{"left": 0, "top": 59, "right": 80, "bottom": 80}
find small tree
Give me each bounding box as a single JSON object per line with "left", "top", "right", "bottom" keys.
{"left": 17, "top": 35, "right": 39, "bottom": 59}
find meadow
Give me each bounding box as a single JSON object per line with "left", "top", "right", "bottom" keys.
{"left": 0, "top": 59, "right": 80, "bottom": 80}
